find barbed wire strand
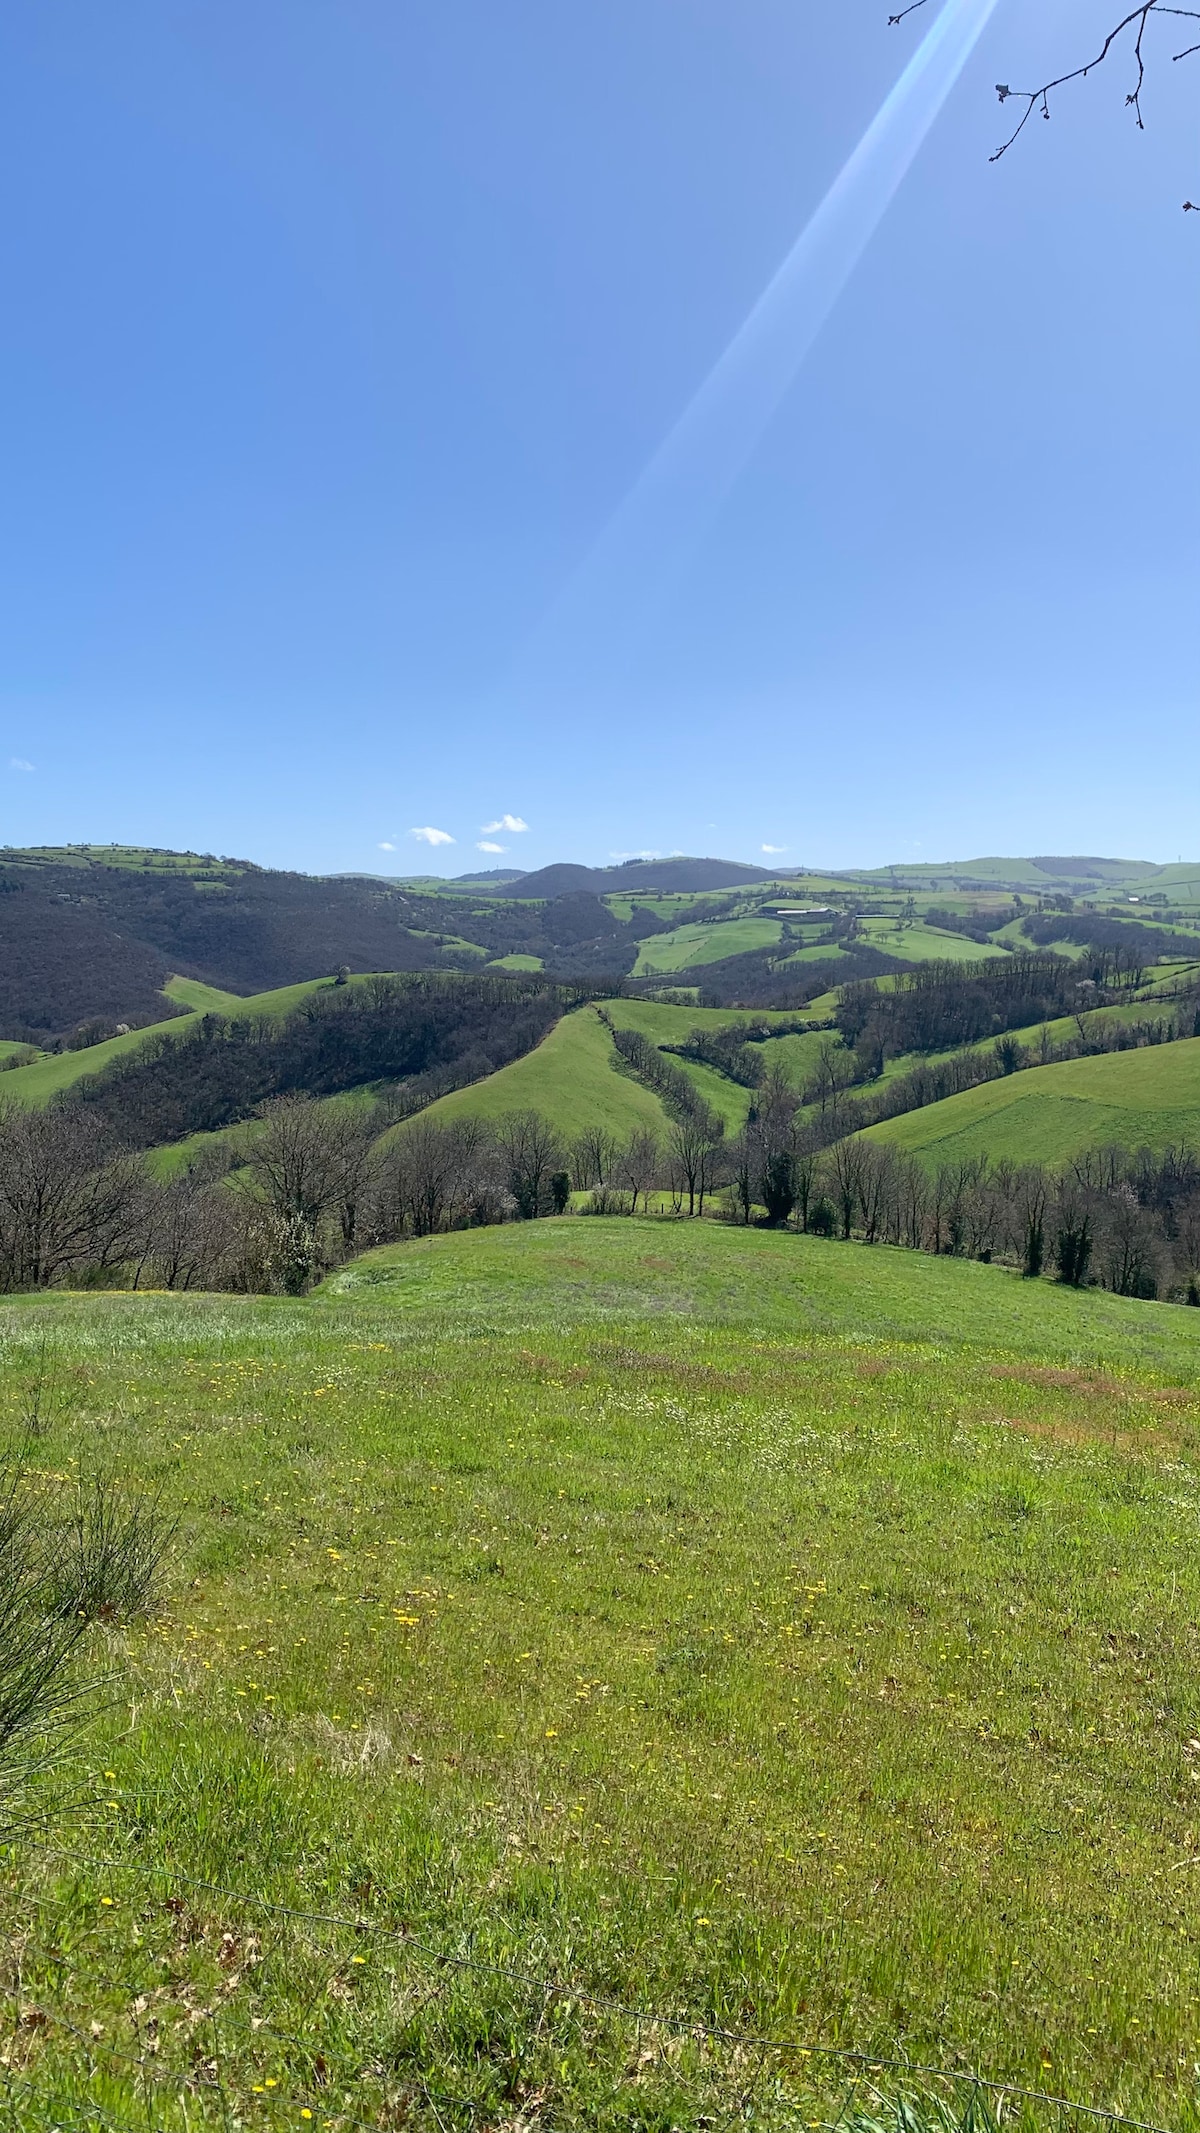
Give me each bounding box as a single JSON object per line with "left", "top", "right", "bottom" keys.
{"left": 19, "top": 1843, "right": 1175, "bottom": 2133}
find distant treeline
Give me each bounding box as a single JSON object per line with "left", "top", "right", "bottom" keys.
{"left": 693, "top": 942, "right": 904, "bottom": 1010}
{"left": 837, "top": 956, "right": 1086, "bottom": 1058}
{"left": 61, "top": 975, "right": 589, "bottom": 1148}
{"left": 1020, "top": 911, "right": 1199, "bottom": 977}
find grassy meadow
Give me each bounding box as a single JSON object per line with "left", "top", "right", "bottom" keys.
{"left": 853, "top": 921, "right": 998, "bottom": 965}
{"left": 866, "top": 1035, "right": 1200, "bottom": 1170}
{"left": 633, "top": 917, "right": 783, "bottom": 975}
{"left": 413, "top": 1001, "right": 830, "bottom": 1145}
{"left": 409, "top": 1006, "right": 667, "bottom": 1144}
{"left": 6, "top": 1220, "right": 1200, "bottom": 2128}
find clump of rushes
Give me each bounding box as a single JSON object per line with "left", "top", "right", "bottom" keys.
{"left": 0, "top": 1459, "right": 174, "bottom": 1832}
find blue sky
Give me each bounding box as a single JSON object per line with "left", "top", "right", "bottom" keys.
{"left": 1, "top": 0, "right": 1197, "bottom": 877}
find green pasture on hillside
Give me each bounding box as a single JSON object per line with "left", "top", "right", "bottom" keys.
{"left": 855, "top": 919, "right": 1000, "bottom": 964}
{"left": 606, "top": 1000, "right": 811, "bottom": 1046}
{"left": 408, "top": 1005, "right": 668, "bottom": 1143}
{"left": 6, "top": 1220, "right": 1200, "bottom": 2127}
{"left": 164, "top": 976, "right": 262, "bottom": 1014}
{"left": 865, "top": 1034, "right": 1200, "bottom": 1169}
{"left": 4, "top": 844, "right": 246, "bottom": 876}
{"left": 633, "top": 916, "right": 782, "bottom": 975}
{"left": 1, "top": 975, "right": 398, "bottom": 1110}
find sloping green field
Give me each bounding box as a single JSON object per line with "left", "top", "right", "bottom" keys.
{"left": 1, "top": 975, "right": 404, "bottom": 1110}
{"left": 633, "top": 916, "right": 782, "bottom": 974}
{"left": 865, "top": 1035, "right": 1200, "bottom": 1168}
{"left": 415, "top": 1001, "right": 831, "bottom": 1145}
{"left": 6, "top": 1221, "right": 1200, "bottom": 2127}
{"left": 855, "top": 919, "right": 1000, "bottom": 963}
{"left": 408, "top": 1005, "right": 668, "bottom": 1142}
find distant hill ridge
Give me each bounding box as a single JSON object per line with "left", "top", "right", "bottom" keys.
{"left": 1, "top": 842, "right": 1197, "bottom": 1045}
{"left": 491, "top": 857, "right": 779, "bottom": 898}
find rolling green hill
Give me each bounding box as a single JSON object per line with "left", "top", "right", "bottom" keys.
{"left": 405, "top": 999, "right": 834, "bottom": 1146}
{"left": 7, "top": 841, "right": 1200, "bottom": 1045}
{"left": 864, "top": 1035, "right": 1200, "bottom": 1169}
{"left": 633, "top": 916, "right": 782, "bottom": 975}
{"left": 0, "top": 974, "right": 342, "bottom": 1109}
{"left": 398, "top": 1004, "right": 669, "bottom": 1143}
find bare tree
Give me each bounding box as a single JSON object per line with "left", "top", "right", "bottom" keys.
{"left": 666, "top": 1107, "right": 725, "bottom": 1218}
{"left": 0, "top": 1107, "right": 148, "bottom": 1291}
{"left": 571, "top": 1125, "right": 618, "bottom": 1192}
{"left": 141, "top": 1149, "right": 240, "bottom": 1290}
{"left": 240, "top": 1094, "right": 384, "bottom": 1287}
{"left": 614, "top": 1128, "right": 661, "bottom": 1215}
{"left": 893, "top": 0, "right": 1200, "bottom": 206}
{"left": 826, "top": 1134, "right": 871, "bottom": 1241}
{"left": 245, "top": 1095, "right": 343, "bottom": 1230}
{"left": 495, "top": 1109, "right": 565, "bottom": 1220}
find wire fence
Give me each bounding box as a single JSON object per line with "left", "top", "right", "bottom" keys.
{"left": 0, "top": 1843, "right": 1178, "bottom": 2133}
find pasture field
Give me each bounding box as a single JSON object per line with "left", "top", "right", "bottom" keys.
{"left": 865, "top": 1035, "right": 1200, "bottom": 1169}
{"left": 6, "top": 1220, "right": 1200, "bottom": 2129}
{"left": 5, "top": 845, "right": 247, "bottom": 877}
{"left": 606, "top": 1001, "right": 815, "bottom": 1046}
{"left": 776, "top": 943, "right": 851, "bottom": 968}
{"left": 854, "top": 921, "right": 999, "bottom": 965}
{"left": 407, "top": 1005, "right": 667, "bottom": 1143}
{"left": 633, "top": 917, "right": 783, "bottom": 975}
{"left": 414, "top": 1001, "right": 831, "bottom": 1145}
{"left": 1, "top": 975, "right": 425, "bottom": 1112}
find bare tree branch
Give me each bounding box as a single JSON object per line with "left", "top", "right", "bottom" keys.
{"left": 891, "top": 0, "right": 1200, "bottom": 203}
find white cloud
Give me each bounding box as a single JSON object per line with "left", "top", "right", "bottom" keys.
{"left": 481, "top": 814, "right": 528, "bottom": 834}
{"left": 410, "top": 826, "right": 455, "bottom": 847}
{"left": 761, "top": 843, "right": 787, "bottom": 854}
{"left": 609, "top": 849, "right": 660, "bottom": 862}
{"left": 477, "top": 840, "right": 506, "bottom": 854}
{"left": 9, "top": 758, "right": 34, "bottom": 773}
{"left": 377, "top": 840, "right": 396, "bottom": 852}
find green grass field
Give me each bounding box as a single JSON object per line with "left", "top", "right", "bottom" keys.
{"left": 408, "top": 1006, "right": 668, "bottom": 1144}
{"left": 7, "top": 1219, "right": 1200, "bottom": 2128}
{"left": 855, "top": 920, "right": 1001, "bottom": 965}
{"left": 865, "top": 1035, "right": 1200, "bottom": 1169}
{"left": 775, "top": 942, "right": 851, "bottom": 968}
{"left": 412, "top": 1002, "right": 832, "bottom": 1147}
{"left": 633, "top": 917, "right": 782, "bottom": 975}
{"left": 4, "top": 844, "right": 248, "bottom": 877}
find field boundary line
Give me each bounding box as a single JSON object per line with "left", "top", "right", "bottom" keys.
{"left": 30, "top": 1843, "right": 1174, "bottom": 2133}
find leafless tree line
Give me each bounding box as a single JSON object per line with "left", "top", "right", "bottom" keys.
{"left": 0, "top": 1098, "right": 579, "bottom": 1297}
{"left": 721, "top": 1069, "right": 1200, "bottom": 1300}
{"left": 3, "top": 1079, "right": 1199, "bottom": 1304}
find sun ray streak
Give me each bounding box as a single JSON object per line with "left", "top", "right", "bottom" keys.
{"left": 523, "top": 0, "right": 1002, "bottom": 682}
